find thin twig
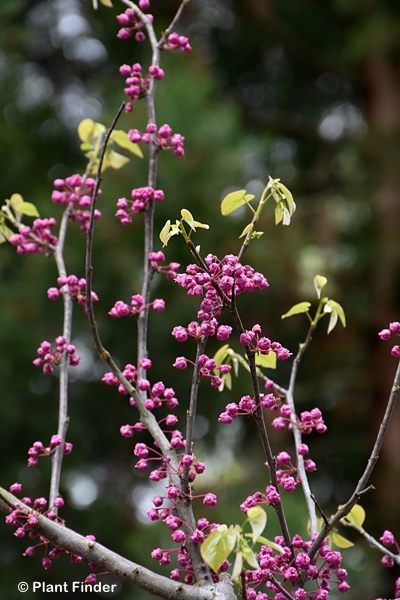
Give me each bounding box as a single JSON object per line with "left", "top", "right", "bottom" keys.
{"left": 285, "top": 323, "right": 318, "bottom": 535}
{"left": 308, "top": 359, "right": 400, "bottom": 562}
{"left": 49, "top": 204, "right": 75, "bottom": 511}
{"left": 342, "top": 521, "right": 400, "bottom": 565}
{"left": 267, "top": 574, "right": 296, "bottom": 600}
{"left": 182, "top": 337, "right": 207, "bottom": 494}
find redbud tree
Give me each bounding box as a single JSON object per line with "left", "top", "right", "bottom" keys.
{"left": 0, "top": 2, "right": 399, "bottom": 600}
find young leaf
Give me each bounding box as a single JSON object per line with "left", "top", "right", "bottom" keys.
{"left": 106, "top": 150, "right": 130, "bottom": 170}
{"left": 231, "top": 551, "right": 243, "bottom": 580}
{"left": 213, "top": 344, "right": 230, "bottom": 367}
{"left": 99, "top": 0, "right": 113, "bottom": 6}
{"left": 327, "top": 299, "right": 346, "bottom": 327}
{"left": 0, "top": 223, "right": 14, "bottom": 243}
{"left": 221, "top": 190, "right": 254, "bottom": 216}
{"left": 281, "top": 302, "right": 311, "bottom": 319}
{"left": 78, "top": 118, "right": 96, "bottom": 143}
{"left": 19, "top": 202, "right": 40, "bottom": 218}
{"left": 110, "top": 130, "right": 143, "bottom": 158}
{"left": 247, "top": 505, "right": 267, "bottom": 544}
{"left": 242, "top": 546, "right": 259, "bottom": 569}
{"left": 193, "top": 220, "right": 210, "bottom": 230}
{"left": 330, "top": 532, "right": 354, "bottom": 549}
{"left": 159, "top": 220, "right": 171, "bottom": 246}
{"left": 239, "top": 223, "right": 253, "bottom": 239}
{"left": 255, "top": 352, "right": 277, "bottom": 370}
{"left": 340, "top": 504, "right": 366, "bottom": 528}
{"left": 314, "top": 275, "right": 328, "bottom": 299}
{"left": 9, "top": 193, "right": 24, "bottom": 208}
{"left": 276, "top": 181, "right": 296, "bottom": 216}
{"left": 200, "top": 524, "right": 239, "bottom": 573}
{"left": 246, "top": 535, "right": 285, "bottom": 553}
{"left": 181, "top": 209, "right": 195, "bottom": 230}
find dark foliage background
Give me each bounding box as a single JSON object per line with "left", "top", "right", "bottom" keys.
{"left": 1, "top": 1, "right": 400, "bottom": 598}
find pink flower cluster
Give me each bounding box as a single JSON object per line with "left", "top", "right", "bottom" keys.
{"left": 379, "top": 530, "right": 400, "bottom": 569}
{"left": 33, "top": 336, "right": 80, "bottom": 374}
{"left": 272, "top": 403, "right": 327, "bottom": 438}
{"left": 239, "top": 323, "right": 292, "bottom": 360}
{"left": 119, "top": 62, "right": 164, "bottom": 112}
{"left": 172, "top": 321, "right": 232, "bottom": 343}
{"left": 26, "top": 435, "right": 73, "bottom": 468}
{"left": 149, "top": 251, "right": 180, "bottom": 281}
{"left": 128, "top": 123, "right": 185, "bottom": 156}
{"left": 102, "top": 363, "right": 138, "bottom": 398}
{"left": 173, "top": 352, "right": 230, "bottom": 389}
{"left": 47, "top": 275, "right": 98, "bottom": 310}
{"left": 10, "top": 218, "right": 57, "bottom": 256}
{"left": 116, "top": 186, "right": 164, "bottom": 224}
{"left": 379, "top": 321, "right": 400, "bottom": 358}
{"left": 177, "top": 253, "right": 269, "bottom": 300}
{"left": 243, "top": 533, "right": 349, "bottom": 599}
{"left": 164, "top": 32, "right": 191, "bottom": 53}
{"left": 51, "top": 175, "right": 101, "bottom": 233}
{"left": 219, "top": 393, "right": 277, "bottom": 424}
{"left": 108, "top": 293, "right": 165, "bottom": 317}
{"left": 116, "top": 2, "right": 153, "bottom": 43}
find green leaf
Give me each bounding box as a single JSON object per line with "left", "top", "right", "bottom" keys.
{"left": 78, "top": 118, "right": 96, "bottom": 143}
{"left": 221, "top": 371, "right": 232, "bottom": 391}
{"left": 341, "top": 504, "right": 366, "bottom": 528}
{"left": 18, "top": 202, "right": 40, "bottom": 217}
{"left": 276, "top": 181, "right": 296, "bottom": 215}
{"left": 0, "top": 223, "right": 14, "bottom": 242}
{"left": 213, "top": 344, "right": 230, "bottom": 367}
{"left": 106, "top": 150, "right": 130, "bottom": 170}
{"left": 9, "top": 193, "right": 24, "bottom": 208}
{"left": 159, "top": 220, "right": 171, "bottom": 246}
{"left": 200, "top": 525, "right": 239, "bottom": 573}
{"left": 247, "top": 535, "right": 285, "bottom": 553}
{"left": 255, "top": 352, "right": 277, "bottom": 370}
{"left": 242, "top": 547, "right": 259, "bottom": 569}
{"left": 231, "top": 551, "right": 243, "bottom": 580}
{"left": 110, "top": 130, "right": 143, "bottom": 158}
{"left": 193, "top": 220, "right": 210, "bottom": 230}
{"left": 331, "top": 532, "right": 354, "bottom": 549}
{"left": 275, "top": 203, "right": 284, "bottom": 225}
{"left": 239, "top": 223, "right": 253, "bottom": 239}
{"left": 247, "top": 505, "right": 267, "bottom": 544}
{"left": 99, "top": 0, "right": 113, "bottom": 6}
{"left": 327, "top": 309, "right": 338, "bottom": 334}
{"left": 181, "top": 209, "right": 195, "bottom": 230}
{"left": 281, "top": 302, "right": 311, "bottom": 319}
{"left": 314, "top": 275, "right": 328, "bottom": 298}
{"left": 327, "top": 299, "right": 346, "bottom": 327}
{"left": 221, "top": 190, "right": 254, "bottom": 216}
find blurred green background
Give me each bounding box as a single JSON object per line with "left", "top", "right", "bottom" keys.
{"left": 1, "top": 0, "right": 400, "bottom": 598}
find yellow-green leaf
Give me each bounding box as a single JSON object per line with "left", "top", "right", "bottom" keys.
{"left": 110, "top": 130, "right": 143, "bottom": 158}
{"left": 213, "top": 344, "right": 230, "bottom": 367}
{"left": 107, "top": 150, "right": 130, "bottom": 170}
{"left": 99, "top": 0, "right": 113, "bottom": 6}
{"left": 276, "top": 181, "right": 296, "bottom": 215}
{"left": 314, "top": 275, "right": 328, "bottom": 298}
{"left": 78, "top": 119, "right": 96, "bottom": 143}
{"left": 159, "top": 220, "right": 171, "bottom": 246}
{"left": 275, "top": 203, "right": 284, "bottom": 225}
{"left": 255, "top": 352, "right": 277, "bottom": 370}
{"left": 341, "top": 504, "right": 366, "bottom": 528}
{"left": 247, "top": 505, "right": 267, "bottom": 544}
{"left": 0, "top": 223, "right": 14, "bottom": 242}
{"left": 327, "top": 299, "right": 346, "bottom": 327}
{"left": 231, "top": 551, "right": 243, "bottom": 580}
{"left": 331, "top": 532, "right": 354, "bottom": 549}
{"left": 181, "top": 209, "right": 195, "bottom": 230}
{"left": 242, "top": 547, "right": 259, "bottom": 569}
{"left": 221, "top": 190, "right": 254, "bottom": 216}
{"left": 239, "top": 223, "right": 254, "bottom": 239}
{"left": 200, "top": 525, "right": 239, "bottom": 574}
{"left": 19, "top": 202, "right": 40, "bottom": 218}
{"left": 9, "top": 193, "right": 24, "bottom": 208}
{"left": 248, "top": 535, "right": 285, "bottom": 553}
{"left": 193, "top": 220, "right": 210, "bottom": 230}
{"left": 281, "top": 302, "right": 311, "bottom": 319}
